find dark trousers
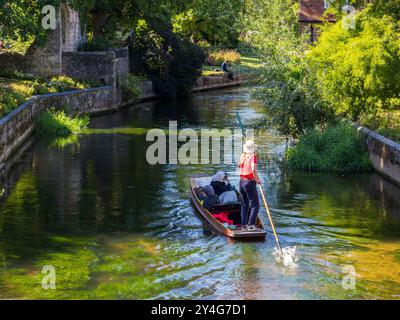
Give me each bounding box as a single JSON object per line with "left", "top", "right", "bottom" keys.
{"left": 239, "top": 179, "right": 260, "bottom": 226}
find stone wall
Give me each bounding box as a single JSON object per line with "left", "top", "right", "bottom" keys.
{"left": 61, "top": 4, "right": 85, "bottom": 52}
{"left": 193, "top": 75, "right": 245, "bottom": 92}
{"left": 62, "top": 51, "right": 117, "bottom": 86}
{"left": 358, "top": 126, "right": 400, "bottom": 187}
{"left": 0, "top": 86, "right": 115, "bottom": 170}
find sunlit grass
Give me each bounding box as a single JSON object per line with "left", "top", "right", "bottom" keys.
{"left": 36, "top": 109, "right": 89, "bottom": 137}
{"left": 0, "top": 74, "right": 96, "bottom": 118}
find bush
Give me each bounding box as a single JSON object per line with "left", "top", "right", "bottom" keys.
{"left": 36, "top": 109, "right": 89, "bottom": 137}
{"left": 128, "top": 20, "right": 205, "bottom": 97}
{"left": 207, "top": 50, "right": 241, "bottom": 66}
{"left": 121, "top": 74, "right": 142, "bottom": 98}
{"left": 286, "top": 124, "right": 371, "bottom": 172}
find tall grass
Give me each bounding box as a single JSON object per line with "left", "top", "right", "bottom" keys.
{"left": 287, "top": 124, "right": 371, "bottom": 172}
{"left": 207, "top": 50, "right": 241, "bottom": 66}
{"left": 36, "top": 109, "right": 89, "bottom": 137}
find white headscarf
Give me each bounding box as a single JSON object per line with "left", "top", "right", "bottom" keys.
{"left": 212, "top": 171, "right": 227, "bottom": 182}
{"left": 243, "top": 140, "right": 257, "bottom": 155}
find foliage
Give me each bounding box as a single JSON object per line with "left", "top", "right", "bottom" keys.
{"left": 286, "top": 123, "right": 371, "bottom": 172}
{"left": 120, "top": 74, "right": 142, "bottom": 98}
{"left": 308, "top": 10, "right": 400, "bottom": 120}
{"left": 172, "top": 0, "right": 244, "bottom": 47}
{"left": 35, "top": 109, "right": 89, "bottom": 137}
{"left": 78, "top": 35, "right": 113, "bottom": 51}
{"left": 0, "top": 0, "right": 62, "bottom": 42}
{"left": 359, "top": 110, "right": 400, "bottom": 143}
{"left": 207, "top": 49, "right": 241, "bottom": 66}
{"left": 128, "top": 20, "right": 205, "bottom": 97}
{"left": 243, "top": 0, "right": 335, "bottom": 138}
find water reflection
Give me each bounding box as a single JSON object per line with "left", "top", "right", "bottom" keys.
{"left": 0, "top": 87, "right": 400, "bottom": 299}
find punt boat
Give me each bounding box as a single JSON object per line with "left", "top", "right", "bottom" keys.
{"left": 190, "top": 175, "right": 266, "bottom": 240}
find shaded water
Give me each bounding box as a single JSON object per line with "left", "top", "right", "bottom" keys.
{"left": 1, "top": 87, "right": 400, "bottom": 299}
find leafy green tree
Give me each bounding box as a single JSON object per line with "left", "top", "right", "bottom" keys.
{"left": 244, "top": 0, "right": 335, "bottom": 138}
{"left": 0, "top": 0, "right": 62, "bottom": 42}
{"left": 172, "top": 0, "right": 244, "bottom": 47}
{"left": 128, "top": 19, "right": 205, "bottom": 97}
{"left": 308, "top": 8, "right": 400, "bottom": 119}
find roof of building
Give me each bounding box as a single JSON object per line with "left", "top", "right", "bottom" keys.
{"left": 299, "top": 0, "right": 336, "bottom": 23}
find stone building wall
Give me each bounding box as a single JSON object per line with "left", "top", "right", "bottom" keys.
{"left": 0, "top": 4, "right": 84, "bottom": 77}
{"left": 61, "top": 4, "right": 85, "bottom": 52}
{"left": 62, "top": 51, "right": 118, "bottom": 86}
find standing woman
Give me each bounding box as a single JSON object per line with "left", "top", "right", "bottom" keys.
{"left": 239, "top": 140, "right": 261, "bottom": 230}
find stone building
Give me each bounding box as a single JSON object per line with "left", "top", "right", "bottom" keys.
{"left": 0, "top": 4, "right": 85, "bottom": 77}
{"left": 298, "top": 0, "right": 336, "bottom": 43}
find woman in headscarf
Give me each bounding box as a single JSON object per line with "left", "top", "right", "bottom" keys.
{"left": 238, "top": 140, "right": 261, "bottom": 230}
{"left": 211, "top": 171, "right": 232, "bottom": 196}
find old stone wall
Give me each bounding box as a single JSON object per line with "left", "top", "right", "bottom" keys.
{"left": 358, "top": 126, "right": 400, "bottom": 187}
{"left": 0, "top": 4, "right": 84, "bottom": 77}
{"left": 62, "top": 51, "right": 117, "bottom": 86}
{"left": 61, "top": 4, "right": 85, "bottom": 52}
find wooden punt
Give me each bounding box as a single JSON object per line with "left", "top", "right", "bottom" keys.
{"left": 190, "top": 175, "right": 266, "bottom": 240}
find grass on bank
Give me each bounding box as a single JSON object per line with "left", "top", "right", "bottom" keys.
{"left": 36, "top": 109, "right": 89, "bottom": 137}
{"left": 0, "top": 71, "right": 96, "bottom": 118}
{"left": 202, "top": 49, "right": 264, "bottom": 77}
{"left": 287, "top": 124, "right": 371, "bottom": 172}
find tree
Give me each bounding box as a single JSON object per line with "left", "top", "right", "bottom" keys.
{"left": 308, "top": 8, "right": 400, "bottom": 119}
{"left": 128, "top": 19, "right": 205, "bottom": 97}
{"left": 172, "top": 0, "right": 244, "bottom": 47}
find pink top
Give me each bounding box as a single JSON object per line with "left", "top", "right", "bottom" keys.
{"left": 239, "top": 154, "right": 257, "bottom": 180}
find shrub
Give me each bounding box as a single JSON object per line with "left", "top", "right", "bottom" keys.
{"left": 121, "top": 74, "right": 142, "bottom": 98}
{"left": 286, "top": 124, "right": 371, "bottom": 172}
{"left": 207, "top": 50, "right": 241, "bottom": 66}
{"left": 128, "top": 20, "right": 205, "bottom": 97}
{"left": 36, "top": 109, "right": 89, "bottom": 137}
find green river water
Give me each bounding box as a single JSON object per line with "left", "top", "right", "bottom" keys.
{"left": 0, "top": 87, "right": 400, "bottom": 299}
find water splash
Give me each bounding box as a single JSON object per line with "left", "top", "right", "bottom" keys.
{"left": 272, "top": 246, "right": 298, "bottom": 269}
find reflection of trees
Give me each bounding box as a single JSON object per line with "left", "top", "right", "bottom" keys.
{"left": 275, "top": 171, "right": 400, "bottom": 240}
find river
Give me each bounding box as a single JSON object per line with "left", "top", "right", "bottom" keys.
{"left": 0, "top": 87, "right": 400, "bottom": 299}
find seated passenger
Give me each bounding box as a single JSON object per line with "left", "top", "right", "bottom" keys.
{"left": 219, "top": 190, "right": 238, "bottom": 204}
{"left": 211, "top": 171, "right": 233, "bottom": 196}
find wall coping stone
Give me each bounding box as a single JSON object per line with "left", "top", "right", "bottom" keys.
{"left": 0, "top": 86, "right": 113, "bottom": 127}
